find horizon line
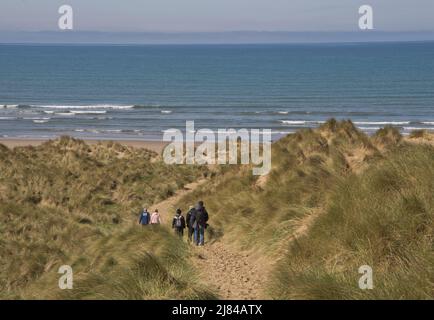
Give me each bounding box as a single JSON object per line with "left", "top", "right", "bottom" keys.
{"left": 2, "top": 30, "right": 434, "bottom": 33}
{"left": 2, "top": 30, "right": 434, "bottom": 45}
{"left": 2, "top": 40, "right": 434, "bottom": 46}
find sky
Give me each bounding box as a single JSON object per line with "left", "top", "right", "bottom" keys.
{"left": 1, "top": 0, "right": 434, "bottom": 32}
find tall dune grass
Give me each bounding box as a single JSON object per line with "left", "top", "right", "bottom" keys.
{"left": 270, "top": 144, "right": 434, "bottom": 299}
{"left": 0, "top": 137, "right": 210, "bottom": 299}
{"left": 176, "top": 120, "right": 434, "bottom": 299}
{"left": 1, "top": 123, "right": 433, "bottom": 299}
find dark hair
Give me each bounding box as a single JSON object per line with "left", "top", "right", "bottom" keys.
{"left": 176, "top": 208, "right": 182, "bottom": 214}
{"left": 198, "top": 201, "right": 204, "bottom": 207}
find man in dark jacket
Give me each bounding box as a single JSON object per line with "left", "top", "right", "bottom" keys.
{"left": 172, "top": 208, "right": 186, "bottom": 237}
{"left": 191, "top": 201, "right": 209, "bottom": 246}
{"left": 138, "top": 207, "right": 150, "bottom": 226}
{"left": 186, "top": 205, "right": 196, "bottom": 243}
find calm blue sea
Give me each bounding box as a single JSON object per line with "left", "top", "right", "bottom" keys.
{"left": 1, "top": 42, "right": 434, "bottom": 140}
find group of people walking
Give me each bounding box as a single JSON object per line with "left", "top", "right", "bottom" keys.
{"left": 138, "top": 208, "right": 162, "bottom": 225}
{"left": 138, "top": 201, "right": 209, "bottom": 246}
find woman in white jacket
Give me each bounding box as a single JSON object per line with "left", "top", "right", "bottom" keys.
{"left": 150, "top": 209, "right": 162, "bottom": 224}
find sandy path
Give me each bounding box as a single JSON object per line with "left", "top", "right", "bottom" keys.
{"left": 147, "top": 177, "right": 269, "bottom": 299}
{"left": 148, "top": 179, "right": 319, "bottom": 300}
{"left": 192, "top": 242, "right": 268, "bottom": 300}
{"left": 190, "top": 210, "right": 320, "bottom": 300}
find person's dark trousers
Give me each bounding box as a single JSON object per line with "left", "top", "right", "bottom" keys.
{"left": 187, "top": 227, "right": 194, "bottom": 242}
{"left": 194, "top": 227, "right": 198, "bottom": 245}
{"left": 175, "top": 228, "right": 184, "bottom": 238}
{"left": 195, "top": 225, "right": 205, "bottom": 245}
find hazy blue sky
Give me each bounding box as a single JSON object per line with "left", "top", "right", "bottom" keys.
{"left": 1, "top": 0, "right": 434, "bottom": 32}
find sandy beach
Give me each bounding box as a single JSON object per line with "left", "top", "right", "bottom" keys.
{"left": 0, "top": 138, "right": 169, "bottom": 154}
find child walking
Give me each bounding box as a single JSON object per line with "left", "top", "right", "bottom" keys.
{"left": 172, "top": 208, "right": 186, "bottom": 237}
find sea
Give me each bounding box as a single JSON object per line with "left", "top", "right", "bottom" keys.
{"left": 1, "top": 42, "right": 434, "bottom": 141}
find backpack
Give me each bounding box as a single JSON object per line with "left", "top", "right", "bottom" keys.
{"left": 174, "top": 215, "right": 182, "bottom": 228}
{"left": 195, "top": 210, "right": 203, "bottom": 225}
{"left": 195, "top": 208, "right": 208, "bottom": 226}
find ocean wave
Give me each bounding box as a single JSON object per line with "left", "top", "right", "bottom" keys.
{"left": 1, "top": 104, "right": 18, "bottom": 109}
{"left": 74, "top": 128, "right": 142, "bottom": 134}
{"left": 54, "top": 112, "right": 76, "bottom": 116}
{"left": 357, "top": 126, "right": 382, "bottom": 131}
{"left": 161, "top": 110, "right": 172, "bottom": 114}
{"left": 279, "top": 120, "right": 414, "bottom": 127}
{"left": 404, "top": 126, "right": 434, "bottom": 131}
{"left": 92, "top": 116, "right": 114, "bottom": 120}
{"left": 280, "top": 120, "right": 307, "bottom": 125}
{"left": 6, "top": 104, "right": 162, "bottom": 110}
{"left": 422, "top": 122, "right": 434, "bottom": 125}
{"left": 133, "top": 104, "right": 161, "bottom": 109}
{"left": 279, "top": 120, "right": 326, "bottom": 125}
{"left": 70, "top": 110, "right": 107, "bottom": 114}
{"left": 104, "top": 129, "right": 123, "bottom": 133}
{"left": 29, "top": 104, "right": 134, "bottom": 110}
{"left": 33, "top": 119, "right": 49, "bottom": 124}
{"left": 354, "top": 121, "right": 410, "bottom": 125}
{"left": 0, "top": 116, "right": 18, "bottom": 120}
{"left": 23, "top": 117, "right": 51, "bottom": 120}
{"left": 250, "top": 111, "right": 312, "bottom": 115}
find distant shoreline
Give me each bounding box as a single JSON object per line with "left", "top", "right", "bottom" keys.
{"left": 2, "top": 127, "right": 434, "bottom": 152}
{"left": 0, "top": 138, "right": 169, "bottom": 153}
{"left": 2, "top": 31, "right": 434, "bottom": 45}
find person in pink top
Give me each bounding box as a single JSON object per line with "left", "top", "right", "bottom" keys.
{"left": 150, "top": 209, "right": 162, "bottom": 224}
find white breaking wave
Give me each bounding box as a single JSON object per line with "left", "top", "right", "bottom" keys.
{"left": 354, "top": 121, "right": 410, "bottom": 125}
{"left": 280, "top": 120, "right": 412, "bottom": 126}
{"left": 279, "top": 120, "right": 325, "bottom": 125}
{"left": 0, "top": 116, "right": 17, "bottom": 120}
{"left": 422, "top": 122, "right": 434, "bottom": 125}
{"left": 161, "top": 110, "right": 172, "bottom": 114}
{"left": 277, "top": 111, "right": 289, "bottom": 114}
{"left": 404, "top": 126, "right": 434, "bottom": 131}
{"left": 54, "top": 112, "right": 76, "bottom": 116}
{"left": 104, "top": 129, "right": 123, "bottom": 133}
{"left": 35, "top": 104, "right": 134, "bottom": 109}
{"left": 1, "top": 104, "right": 18, "bottom": 109}
{"left": 74, "top": 129, "right": 139, "bottom": 134}
{"left": 280, "top": 120, "right": 307, "bottom": 125}
{"left": 33, "top": 120, "right": 49, "bottom": 124}
{"left": 23, "top": 117, "right": 50, "bottom": 120}
{"left": 70, "top": 110, "right": 107, "bottom": 114}
{"left": 357, "top": 126, "right": 382, "bottom": 131}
